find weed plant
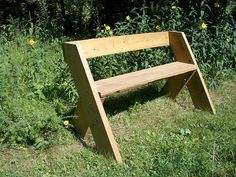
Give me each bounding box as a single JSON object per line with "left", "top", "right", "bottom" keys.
{"left": 0, "top": 35, "right": 76, "bottom": 149}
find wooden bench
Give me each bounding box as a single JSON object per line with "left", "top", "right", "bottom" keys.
{"left": 63, "top": 31, "right": 215, "bottom": 163}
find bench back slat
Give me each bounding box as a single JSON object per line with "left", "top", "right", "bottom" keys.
{"left": 66, "top": 32, "right": 169, "bottom": 58}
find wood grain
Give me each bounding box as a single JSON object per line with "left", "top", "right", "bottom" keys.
{"left": 62, "top": 31, "right": 216, "bottom": 164}
{"left": 169, "top": 32, "right": 216, "bottom": 114}
{"left": 161, "top": 71, "right": 196, "bottom": 99}
{"left": 63, "top": 43, "right": 122, "bottom": 163}
{"left": 95, "top": 62, "right": 197, "bottom": 97}
{"left": 65, "top": 32, "right": 169, "bottom": 58}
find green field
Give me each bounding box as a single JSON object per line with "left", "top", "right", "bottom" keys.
{"left": 0, "top": 77, "right": 235, "bottom": 177}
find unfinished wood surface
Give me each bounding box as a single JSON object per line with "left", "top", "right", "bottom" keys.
{"left": 63, "top": 43, "right": 122, "bottom": 163}
{"left": 65, "top": 32, "right": 169, "bottom": 58}
{"left": 161, "top": 71, "right": 196, "bottom": 99}
{"left": 63, "top": 31, "right": 216, "bottom": 163}
{"left": 72, "top": 102, "right": 90, "bottom": 138}
{"left": 187, "top": 72, "right": 216, "bottom": 113}
{"left": 95, "top": 62, "right": 197, "bottom": 98}
{"left": 169, "top": 32, "right": 216, "bottom": 114}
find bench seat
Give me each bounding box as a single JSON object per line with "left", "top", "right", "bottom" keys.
{"left": 95, "top": 61, "right": 197, "bottom": 97}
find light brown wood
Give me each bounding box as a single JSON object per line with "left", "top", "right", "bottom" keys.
{"left": 63, "top": 43, "right": 122, "bottom": 163}
{"left": 63, "top": 45, "right": 90, "bottom": 138}
{"left": 161, "top": 71, "right": 196, "bottom": 99}
{"left": 63, "top": 31, "right": 216, "bottom": 163}
{"left": 65, "top": 32, "right": 169, "bottom": 58}
{"left": 169, "top": 32, "right": 216, "bottom": 114}
{"left": 187, "top": 72, "right": 216, "bottom": 113}
{"left": 72, "top": 102, "right": 90, "bottom": 138}
{"left": 95, "top": 62, "right": 197, "bottom": 98}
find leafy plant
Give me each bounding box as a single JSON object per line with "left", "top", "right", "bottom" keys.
{"left": 0, "top": 35, "right": 76, "bottom": 148}
{"left": 95, "top": 2, "right": 235, "bottom": 86}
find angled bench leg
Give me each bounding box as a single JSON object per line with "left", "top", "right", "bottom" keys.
{"left": 72, "top": 102, "right": 90, "bottom": 138}
{"left": 63, "top": 43, "right": 122, "bottom": 163}
{"left": 72, "top": 96, "right": 106, "bottom": 138}
{"left": 169, "top": 32, "right": 216, "bottom": 114}
{"left": 161, "top": 71, "right": 195, "bottom": 99}
{"left": 186, "top": 70, "right": 216, "bottom": 113}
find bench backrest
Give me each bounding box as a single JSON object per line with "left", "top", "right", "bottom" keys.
{"left": 65, "top": 32, "right": 169, "bottom": 59}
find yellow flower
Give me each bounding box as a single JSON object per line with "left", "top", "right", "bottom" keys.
{"left": 109, "top": 30, "right": 113, "bottom": 35}
{"left": 27, "top": 39, "right": 36, "bottom": 46}
{"left": 155, "top": 25, "right": 161, "bottom": 31}
{"left": 214, "top": 2, "right": 220, "bottom": 8}
{"left": 226, "top": 38, "right": 231, "bottom": 42}
{"left": 201, "top": 22, "right": 208, "bottom": 29}
{"left": 101, "top": 29, "right": 104, "bottom": 33}
{"left": 63, "top": 120, "right": 69, "bottom": 126}
{"left": 171, "top": 5, "right": 177, "bottom": 10}
{"left": 126, "top": 16, "right": 131, "bottom": 21}
{"left": 105, "top": 25, "right": 110, "bottom": 31}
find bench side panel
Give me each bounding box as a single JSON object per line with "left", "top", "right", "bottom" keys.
{"left": 66, "top": 32, "right": 169, "bottom": 58}
{"left": 168, "top": 32, "right": 216, "bottom": 114}
{"left": 63, "top": 43, "right": 123, "bottom": 163}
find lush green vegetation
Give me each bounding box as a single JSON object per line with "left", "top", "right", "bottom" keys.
{"left": 1, "top": 0, "right": 235, "bottom": 38}
{"left": 0, "top": 0, "right": 236, "bottom": 176}
{"left": 0, "top": 78, "right": 236, "bottom": 176}
{"left": 95, "top": 5, "right": 235, "bottom": 86}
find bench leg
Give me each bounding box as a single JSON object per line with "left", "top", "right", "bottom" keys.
{"left": 76, "top": 92, "right": 122, "bottom": 163}
{"left": 186, "top": 70, "right": 216, "bottom": 114}
{"left": 63, "top": 43, "right": 122, "bottom": 163}
{"left": 72, "top": 96, "right": 106, "bottom": 139}
{"left": 72, "top": 100, "right": 90, "bottom": 139}
{"left": 169, "top": 32, "right": 215, "bottom": 114}
{"left": 161, "top": 71, "right": 195, "bottom": 99}
{"left": 162, "top": 70, "right": 215, "bottom": 114}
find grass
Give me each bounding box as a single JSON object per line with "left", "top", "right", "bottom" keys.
{"left": 0, "top": 76, "right": 236, "bottom": 177}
